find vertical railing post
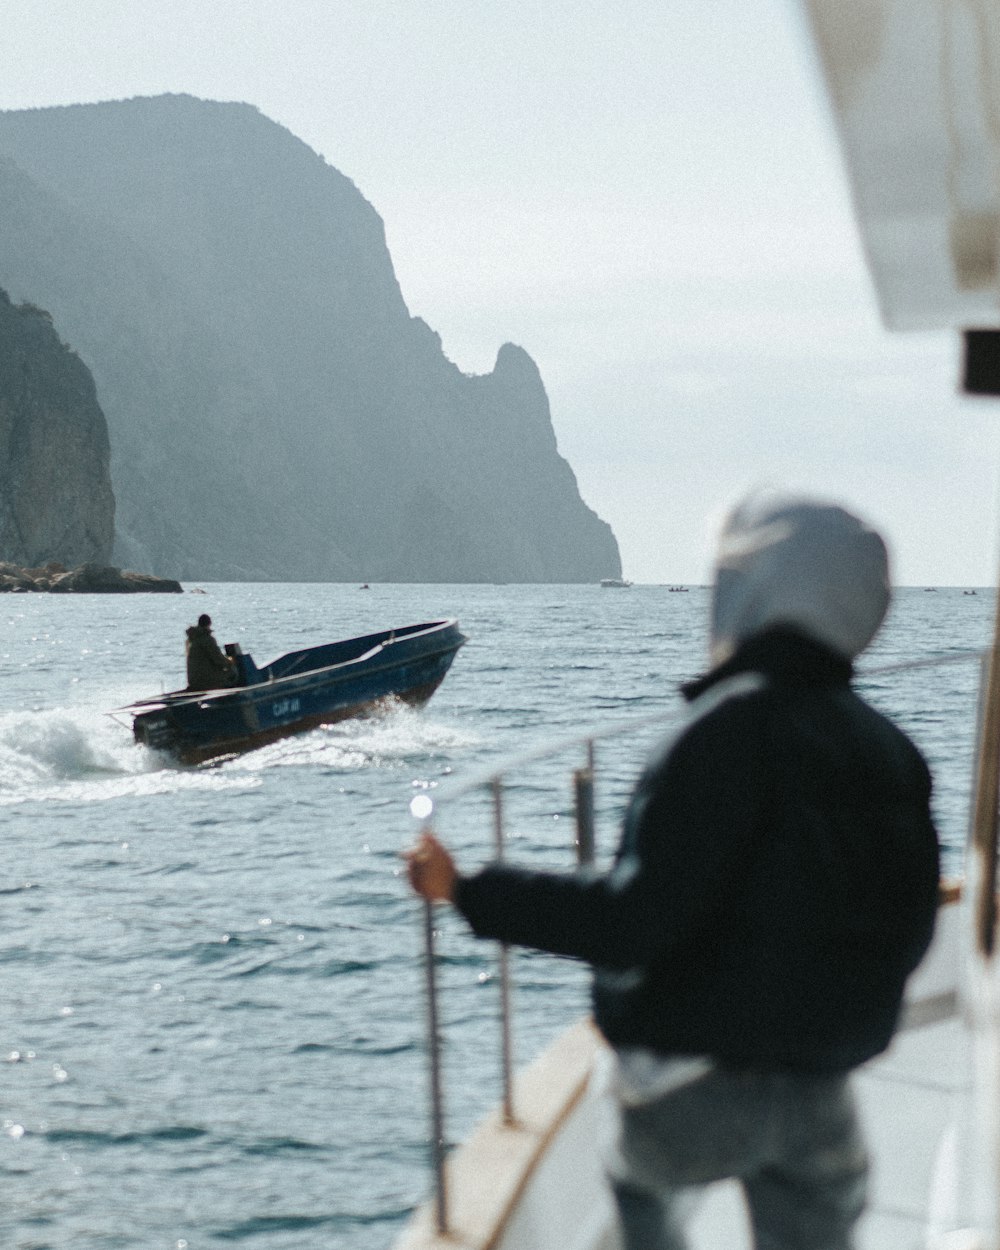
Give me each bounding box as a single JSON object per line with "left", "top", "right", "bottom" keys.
{"left": 974, "top": 633, "right": 1000, "bottom": 957}
{"left": 574, "top": 739, "right": 596, "bottom": 866}
{"left": 491, "top": 776, "right": 516, "bottom": 1125}
{"left": 421, "top": 896, "right": 449, "bottom": 1234}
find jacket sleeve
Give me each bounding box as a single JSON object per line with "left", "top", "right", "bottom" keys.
{"left": 453, "top": 696, "right": 769, "bottom": 969}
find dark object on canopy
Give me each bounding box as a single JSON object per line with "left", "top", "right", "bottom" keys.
{"left": 963, "top": 331, "right": 1000, "bottom": 396}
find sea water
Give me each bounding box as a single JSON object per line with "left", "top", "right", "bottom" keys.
{"left": 0, "top": 583, "right": 988, "bottom": 1249}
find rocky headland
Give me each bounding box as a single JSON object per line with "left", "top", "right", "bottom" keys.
{"left": 0, "top": 560, "right": 182, "bottom": 593}
{"left": 0, "top": 96, "right": 621, "bottom": 583}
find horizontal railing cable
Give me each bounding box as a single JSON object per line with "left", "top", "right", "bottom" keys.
{"left": 414, "top": 649, "right": 986, "bottom": 816}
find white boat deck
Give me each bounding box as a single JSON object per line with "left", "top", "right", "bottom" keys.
{"left": 394, "top": 899, "right": 983, "bottom": 1250}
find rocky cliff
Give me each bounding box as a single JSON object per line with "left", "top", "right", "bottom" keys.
{"left": 0, "top": 288, "right": 114, "bottom": 568}
{"left": 0, "top": 96, "right": 621, "bottom": 582}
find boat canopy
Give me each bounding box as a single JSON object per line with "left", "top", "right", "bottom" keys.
{"left": 803, "top": 0, "right": 1000, "bottom": 333}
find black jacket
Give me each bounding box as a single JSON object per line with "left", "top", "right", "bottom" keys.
{"left": 454, "top": 630, "right": 940, "bottom": 1073}
{"left": 185, "top": 624, "right": 236, "bottom": 692}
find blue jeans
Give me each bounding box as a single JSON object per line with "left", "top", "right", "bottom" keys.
{"left": 607, "top": 1064, "right": 868, "bottom": 1250}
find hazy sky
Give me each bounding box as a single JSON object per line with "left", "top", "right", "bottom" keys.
{"left": 3, "top": 0, "right": 999, "bottom": 584}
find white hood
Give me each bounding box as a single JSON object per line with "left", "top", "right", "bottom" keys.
{"left": 710, "top": 496, "right": 891, "bottom": 663}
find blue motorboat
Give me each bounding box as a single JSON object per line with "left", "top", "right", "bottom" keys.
{"left": 120, "top": 619, "right": 466, "bottom": 764}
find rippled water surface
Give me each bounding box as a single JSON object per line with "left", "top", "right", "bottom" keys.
{"left": 0, "top": 583, "right": 988, "bottom": 1248}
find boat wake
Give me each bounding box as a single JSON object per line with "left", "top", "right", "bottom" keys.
{"left": 224, "top": 704, "right": 479, "bottom": 774}
{"left": 0, "top": 707, "right": 253, "bottom": 805}
{"left": 0, "top": 703, "right": 477, "bottom": 805}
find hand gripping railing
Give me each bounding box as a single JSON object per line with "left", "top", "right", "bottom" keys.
{"left": 408, "top": 648, "right": 987, "bottom": 1235}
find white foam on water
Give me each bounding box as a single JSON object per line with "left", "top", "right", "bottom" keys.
{"left": 0, "top": 697, "right": 479, "bottom": 802}
{"left": 0, "top": 708, "right": 258, "bottom": 805}
{"left": 226, "top": 704, "right": 480, "bottom": 775}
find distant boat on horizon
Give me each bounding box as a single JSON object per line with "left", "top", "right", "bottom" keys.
{"left": 599, "top": 577, "right": 632, "bottom": 588}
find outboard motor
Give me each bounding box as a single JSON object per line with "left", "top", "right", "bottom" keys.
{"left": 224, "top": 642, "right": 258, "bottom": 687}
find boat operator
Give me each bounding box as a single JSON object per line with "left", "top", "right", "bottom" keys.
{"left": 405, "top": 494, "right": 940, "bottom": 1250}
{"left": 185, "top": 613, "right": 238, "bottom": 691}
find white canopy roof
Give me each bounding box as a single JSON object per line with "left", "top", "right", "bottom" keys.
{"left": 803, "top": 0, "right": 1000, "bottom": 331}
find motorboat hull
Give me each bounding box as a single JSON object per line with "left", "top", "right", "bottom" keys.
{"left": 124, "top": 619, "right": 466, "bottom": 764}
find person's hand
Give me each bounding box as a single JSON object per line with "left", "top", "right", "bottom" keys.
{"left": 405, "top": 831, "right": 458, "bottom": 903}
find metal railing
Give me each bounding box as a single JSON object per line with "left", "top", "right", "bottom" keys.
{"left": 408, "top": 648, "right": 987, "bottom": 1235}
{"left": 409, "top": 706, "right": 675, "bottom": 1234}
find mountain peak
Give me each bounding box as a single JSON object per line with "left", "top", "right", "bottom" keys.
{"left": 0, "top": 98, "right": 621, "bottom": 582}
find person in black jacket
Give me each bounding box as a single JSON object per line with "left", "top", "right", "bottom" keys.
{"left": 406, "top": 495, "right": 940, "bottom": 1250}
{"left": 185, "top": 613, "right": 237, "bottom": 692}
